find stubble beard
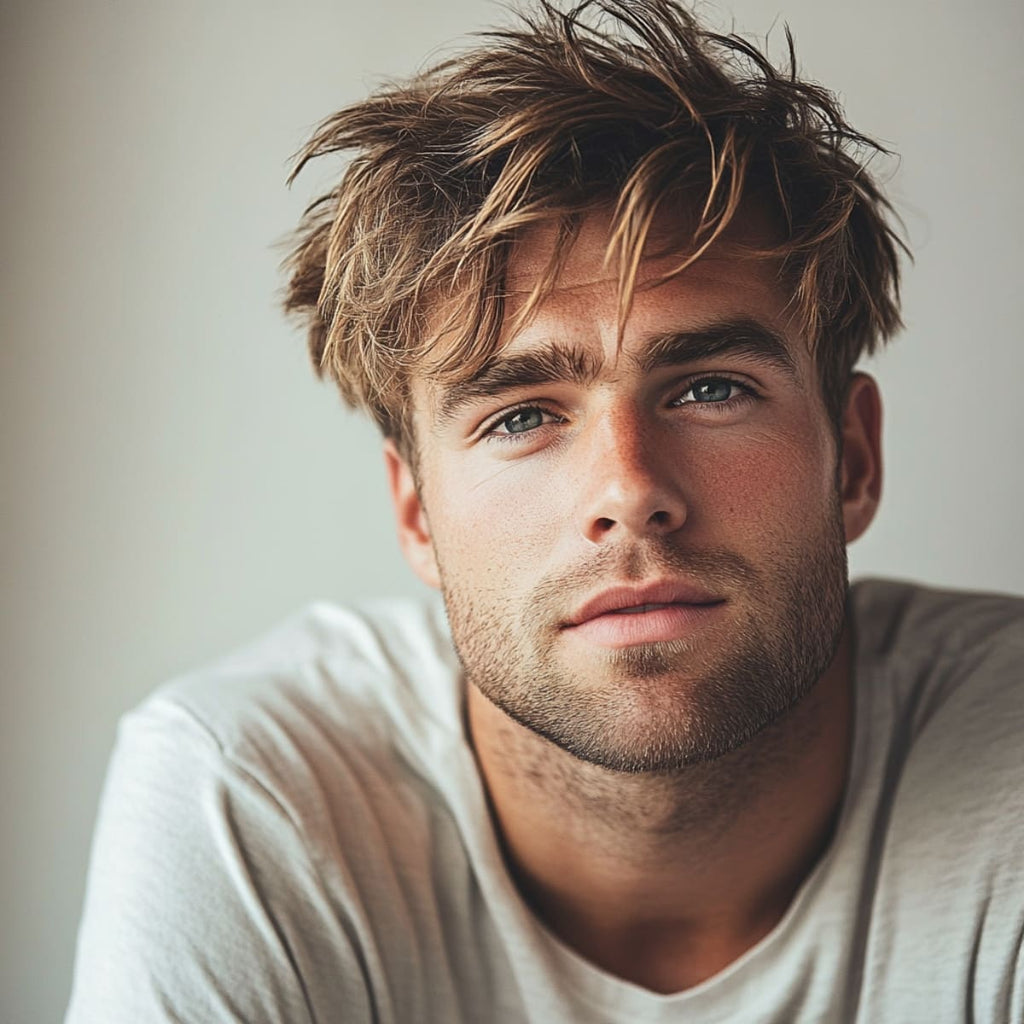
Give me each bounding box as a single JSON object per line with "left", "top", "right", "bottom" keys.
{"left": 441, "top": 505, "right": 849, "bottom": 774}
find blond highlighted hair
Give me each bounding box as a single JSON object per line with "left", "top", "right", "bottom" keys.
{"left": 283, "top": 0, "right": 904, "bottom": 454}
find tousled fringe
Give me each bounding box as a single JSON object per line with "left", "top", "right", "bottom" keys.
{"left": 282, "top": 0, "right": 905, "bottom": 451}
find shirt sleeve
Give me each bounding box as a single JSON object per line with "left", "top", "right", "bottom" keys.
{"left": 65, "top": 695, "right": 377, "bottom": 1024}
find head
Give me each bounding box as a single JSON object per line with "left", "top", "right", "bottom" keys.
{"left": 283, "top": 0, "right": 902, "bottom": 771}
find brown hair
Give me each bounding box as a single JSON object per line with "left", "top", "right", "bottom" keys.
{"left": 283, "top": 0, "right": 905, "bottom": 456}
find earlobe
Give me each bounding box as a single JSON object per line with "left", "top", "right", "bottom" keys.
{"left": 383, "top": 439, "right": 441, "bottom": 589}
{"left": 839, "top": 373, "right": 883, "bottom": 544}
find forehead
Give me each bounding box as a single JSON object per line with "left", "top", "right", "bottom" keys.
{"left": 506, "top": 227, "right": 794, "bottom": 343}
{"left": 413, "top": 208, "right": 806, "bottom": 415}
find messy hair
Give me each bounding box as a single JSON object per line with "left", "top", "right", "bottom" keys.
{"left": 283, "top": 0, "right": 904, "bottom": 456}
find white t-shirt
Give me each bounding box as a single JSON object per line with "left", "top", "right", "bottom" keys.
{"left": 66, "top": 580, "right": 1024, "bottom": 1023}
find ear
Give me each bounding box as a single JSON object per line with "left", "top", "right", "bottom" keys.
{"left": 383, "top": 439, "right": 441, "bottom": 590}
{"left": 839, "top": 372, "right": 883, "bottom": 544}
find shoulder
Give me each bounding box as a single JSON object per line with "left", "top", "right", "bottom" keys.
{"left": 852, "top": 577, "right": 1024, "bottom": 665}
{"left": 852, "top": 578, "right": 1023, "bottom": 884}
{"left": 850, "top": 579, "right": 1023, "bottom": 873}
{"left": 135, "top": 595, "right": 464, "bottom": 849}
{"left": 67, "top": 597, "right": 464, "bottom": 1022}
{"left": 851, "top": 576, "right": 1023, "bottom": 759}
{"left": 851, "top": 578, "right": 1023, "bottom": 730}
{"left": 141, "top": 596, "right": 462, "bottom": 792}
{"left": 848, "top": 583, "right": 1024, "bottom": 1012}
{"left": 111, "top": 596, "right": 468, "bottom": 894}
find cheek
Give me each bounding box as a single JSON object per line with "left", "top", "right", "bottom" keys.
{"left": 425, "top": 460, "right": 567, "bottom": 577}
{"left": 690, "top": 427, "right": 837, "bottom": 540}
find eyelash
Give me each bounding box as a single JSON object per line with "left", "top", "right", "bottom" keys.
{"left": 481, "top": 375, "right": 758, "bottom": 443}
{"left": 671, "top": 375, "right": 758, "bottom": 409}
{"left": 482, "top": 403, "right": 566, "bottom": 443}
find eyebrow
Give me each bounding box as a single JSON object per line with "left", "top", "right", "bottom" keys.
{"left": 637, "top": 319, "right": 798, "bottom": 378}
{"left": 433, "top": 317, "right": 799, "bottom": 426}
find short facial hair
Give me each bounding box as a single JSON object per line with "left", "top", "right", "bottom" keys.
{"left": 441, "top": 500, "right": 848, "bottom": 774}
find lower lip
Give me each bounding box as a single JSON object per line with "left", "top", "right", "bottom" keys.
{"left": 567, "top": 602, "right": 725, "bottom": 648}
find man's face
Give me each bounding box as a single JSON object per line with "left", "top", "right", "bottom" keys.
{"left": 389, "top": 215, "right": 875, "bottom": 773}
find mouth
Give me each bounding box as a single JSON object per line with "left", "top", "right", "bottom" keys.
{"left": 605, "top": 602, "right": 682, "bottom": 615}
{"left": 564, "top": 583, "right": 726, "bottom": 648}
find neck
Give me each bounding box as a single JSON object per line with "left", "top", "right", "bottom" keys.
{"left": 466, "top": 623, "right": 854, "bottom": 994}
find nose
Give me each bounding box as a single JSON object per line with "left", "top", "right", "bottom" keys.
{"left": 575, "top": 406, "right": 689, "bottom": 544}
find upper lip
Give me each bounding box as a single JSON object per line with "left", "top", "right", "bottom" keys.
{"left": 565, "top": 580, "right": 725, "bottom": 626}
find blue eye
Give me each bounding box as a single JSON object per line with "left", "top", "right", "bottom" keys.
{"left": 676, "top": 378, "right": 749, "bottom": 405}
{"left": 482, "top": 403, "right": 565, "bottom": 445}
{"left": 692, "top": 380, "right": 733, "bottom": 402}
{"left": 495, "top": 406, "right": 547, "bottom": 434}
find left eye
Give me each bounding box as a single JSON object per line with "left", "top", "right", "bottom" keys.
{"left": 675, "top": 379, "right": 743, "bottom": 404}
{"left": 491, "top": 406, "right": 552, "bottom": 435}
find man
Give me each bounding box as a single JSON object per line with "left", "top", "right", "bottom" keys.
{"left": 66, "top": 1, "right": 1022, "bottom": 1021}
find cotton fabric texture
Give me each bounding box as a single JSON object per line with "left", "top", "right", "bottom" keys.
{"left": 66, "top": 581, "right": 1024, "bottom": 1022}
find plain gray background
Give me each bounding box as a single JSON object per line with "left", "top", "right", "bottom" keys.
{"left": 2, "top": 0, "right": 1022, "bottom": 1020}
